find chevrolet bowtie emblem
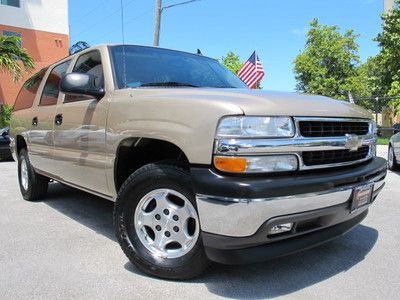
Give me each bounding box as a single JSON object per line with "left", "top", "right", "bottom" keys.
{"left": 344, "top": 134, "right": 363, "bottom": 152}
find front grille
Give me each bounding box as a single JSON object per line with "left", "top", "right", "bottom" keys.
{"left": 302, "top": 146, "right": 370, "bottom": 166}
{"left": 299, "top": 121, "right": 369, "bottom": 137}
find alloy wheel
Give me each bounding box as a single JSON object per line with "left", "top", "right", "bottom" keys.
{"left": 20, "top": 158, "right": 29, "bottom": 191}
{"left": 134, "top": 188, "right": 200, "bottom": 259}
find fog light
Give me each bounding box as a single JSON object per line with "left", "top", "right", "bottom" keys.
{"left": 268, "top": 223, "right": 293, "bottom": 235}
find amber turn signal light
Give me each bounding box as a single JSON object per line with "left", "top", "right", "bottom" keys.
{"left": 214, "top": 156, "right": 247, "bottom": 172}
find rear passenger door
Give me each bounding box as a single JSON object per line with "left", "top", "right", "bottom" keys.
{"left": 52, "top": 50, "right": 110, "bottom": 196}
{"left": 29, "top": 60, "right": 71, "bottom": 174}
{"left": 12, "top": 69, "right": 47, "bottom": 154}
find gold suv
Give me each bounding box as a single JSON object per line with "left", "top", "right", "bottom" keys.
{"left": 10, "top": 45, "right": 387, "bottom": 279}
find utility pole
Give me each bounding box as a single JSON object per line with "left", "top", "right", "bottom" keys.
{"left": 153, "top": 0, "right": 162, "bottom": 46}
{"left": 153, "top": 0, "right": 200, "bottom": 46}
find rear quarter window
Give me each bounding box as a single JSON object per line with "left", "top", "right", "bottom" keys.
{"left": 13, "top": 68, "right": 47, "bottom": 111}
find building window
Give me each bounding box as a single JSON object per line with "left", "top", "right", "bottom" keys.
{"left": 0, "top": 0, "right": 19, "bottom": 7}
{"left": 0, "top": 0, "right": 20, "bottom": 7}
{"left": 2, "top": 31, "right": 22, "bottom": 47}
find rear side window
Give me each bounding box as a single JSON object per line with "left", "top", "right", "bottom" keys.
{"left": 13, "top": 68, "right": 47, "bottom": 111}
{"left": 64, "top": 50, "right": 104, "bottom": 103}
{"left": 39, "top": 60, "right": 71, "bottom": 106}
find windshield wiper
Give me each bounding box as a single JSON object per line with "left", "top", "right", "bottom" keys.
{"left": 140, "top": 81, "right": 199, "bottom": 87}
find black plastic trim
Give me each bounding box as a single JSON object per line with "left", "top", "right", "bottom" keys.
{"left": 202, "top": 202, "right": 368, "bottom": 250}
{"left": 203, "top": 209, "right": 368, "bottom": 265}
{"left": 191, "top": 157, "right": 387, "bottom": 199}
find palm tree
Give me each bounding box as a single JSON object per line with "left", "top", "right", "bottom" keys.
{"left": 0, "top": 35, "right": 34, "bottom": 82}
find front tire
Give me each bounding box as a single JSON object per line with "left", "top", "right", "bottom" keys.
{"left": 388, "top": 145, "right": 400, "bottom": 171}
{"left": 18, "top": 149, "right": 49, "bottom": 201}
{"left": 114, "top": 162, "right": 209, "bottom": 280}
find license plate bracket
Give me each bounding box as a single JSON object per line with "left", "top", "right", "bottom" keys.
{"left": 351, "top": 184, "right": 373, "bottom": 212}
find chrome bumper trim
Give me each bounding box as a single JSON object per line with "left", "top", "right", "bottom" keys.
{"left": 196, "top": 177, "right": 385, "bottom": 237}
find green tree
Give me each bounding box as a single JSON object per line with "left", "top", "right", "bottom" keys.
{"left": 373, "top": 0, "right": 400, "bottom": 111}
{"left": 0, "top": 104, "right": 13, "bottom": 127}
{"left": 220, "top": 51, "right": 242, "bottom": 74}
{"left": 388, "top": 72, "right": 400, "bottom": 111}
{"left": 294, "top": 18, "right": 363, "bottom": 99}
{"left": 0, "top": 35, "right": 34, "bottom": 82}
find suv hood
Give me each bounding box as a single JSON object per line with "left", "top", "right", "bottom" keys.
{"left": 223, "top": 89, "right": 372, "bottom": 119}
{"left": 137, "top": 88, "right": 372, "bottom": 119}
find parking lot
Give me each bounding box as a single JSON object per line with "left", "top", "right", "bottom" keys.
{"left": 0, "top": 146, "right": 399, "bottom": 299}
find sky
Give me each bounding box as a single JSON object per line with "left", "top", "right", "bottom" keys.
{"left": 68, "top": 0, "right": 384, "bottom": 91}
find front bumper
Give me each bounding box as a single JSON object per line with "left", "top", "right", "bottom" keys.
{"left": 191, "top": 157, "right": 387, "bottom": 264}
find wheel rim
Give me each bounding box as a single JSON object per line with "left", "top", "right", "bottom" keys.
{"left": 134, "top": 188, "right": 200, "bottom": 259}
{"left": 388, "top": 147, "right": 394, "bottom": 168}
{"left": 20, "top": 158, "right": 29, "bottom": 191}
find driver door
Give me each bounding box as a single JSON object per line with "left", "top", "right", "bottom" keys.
{"left": 52, "top": 50, "right": 110, "bottom": 197}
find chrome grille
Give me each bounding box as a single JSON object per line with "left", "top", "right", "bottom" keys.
{"left": 299, "top": 120, "right": 369, "bottom": 137}
{"left": 302, "top": 146, "right": 370, "bottom": 166}
{"left": 214, "top": 117, "right": 376, "bottom": 172}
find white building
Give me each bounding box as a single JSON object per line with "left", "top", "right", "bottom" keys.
{"left": 0, "top": 0, "right": 69, "bottom": 105}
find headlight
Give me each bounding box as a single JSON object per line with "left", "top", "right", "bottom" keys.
{"left": 216, "top": 116, "right": 295, "bottom": 138}
{"left": 214, "top": 155, "right": 298, "bottom": 173}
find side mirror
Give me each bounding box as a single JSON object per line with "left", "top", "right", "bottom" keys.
{"left": 60, "top": 73, "right": 105, "bottom": 100}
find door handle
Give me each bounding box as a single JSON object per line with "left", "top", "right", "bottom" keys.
{"left": 54, "top": 114, "right": 63, "bottom": 126}
{"left": 32, "top": 116, "right": 38, "bottom": 126}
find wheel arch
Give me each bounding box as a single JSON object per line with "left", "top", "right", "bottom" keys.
{"left": 15, "top": 135, "right": 27, "bottom": 156}
{"left": 114, "top": 137, "right": 191, "bottom": 192}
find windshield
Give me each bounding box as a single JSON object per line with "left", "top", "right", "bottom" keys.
{"left": 110, "top": 45, "right": 247, "bottom": 89}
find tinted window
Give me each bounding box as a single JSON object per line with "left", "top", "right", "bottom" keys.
{"left": 64, "top": 50, "right": 104, "bottom": 103}
{"left": 110, "top": 45, "right": 247, "bottom": 89}
{"left": 0, "top": 0, "right": 20, "bottom": 7}
{"left": 40, "top": 60, "right": 71, "bottom": 106}
{"left": 13, "top": 69, "right": 47, "bottom": 111}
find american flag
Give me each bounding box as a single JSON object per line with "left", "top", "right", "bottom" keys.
{"left": 237, "top": 51, "right": 265, "bottom": 89}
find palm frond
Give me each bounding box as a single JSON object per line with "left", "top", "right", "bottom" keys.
{"left": 0, "top": 35, "right": 35, "bottom": 82}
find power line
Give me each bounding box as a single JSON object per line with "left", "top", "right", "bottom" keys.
{"left": 163, "top": 0, "right": 201, "bottom": 10}
{"left": 71, "top": 0, "right": 108, "bottom": 22}
{"left": 73, "top": 0, "right": 136, "bottom": 38}
{"left": 87, "top": 8, "right": 153, "bottom": 44}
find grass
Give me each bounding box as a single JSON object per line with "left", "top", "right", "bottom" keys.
{"left": 377, "top": 137, "right": 390, "bottom": 145}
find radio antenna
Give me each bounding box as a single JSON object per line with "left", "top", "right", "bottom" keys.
{"left": 120, "top": 0, "right": 127, "bottom": 88}
{"left": 120, "top": 0, "right": 126, "bottom": 44}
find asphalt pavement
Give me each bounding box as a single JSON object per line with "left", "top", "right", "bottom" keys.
{"left": 0, "top": 146, "right": 399, "bottom": 299}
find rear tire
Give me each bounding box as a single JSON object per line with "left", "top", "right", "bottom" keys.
{"left": 113, "top": 162, "right": 209, "bottom": 280}
{"left": 18, "top": 149, "right": 49, "bottom": 201}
